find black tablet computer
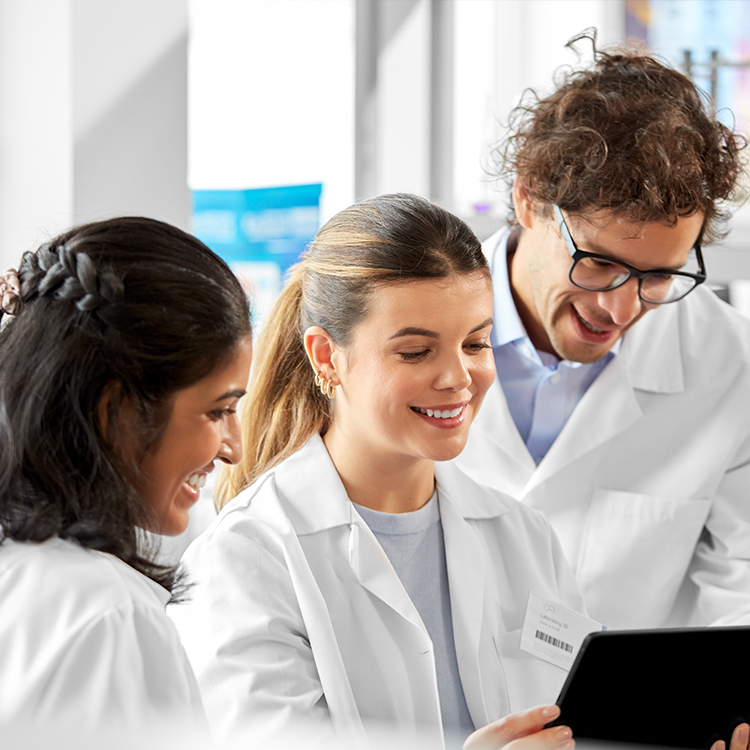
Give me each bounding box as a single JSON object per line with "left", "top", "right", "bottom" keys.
{"left": 546, "top": 627, "right": 750, "bottom": 749}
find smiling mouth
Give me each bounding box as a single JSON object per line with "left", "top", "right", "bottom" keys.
{"left": 573, "top": 307, "right": 613, "bottom": 335}
{"left": 186, "top": 473, "right": 208, "bottom": 490}
{"left": 410, "top": 406, "right": 464, "bottom": 419}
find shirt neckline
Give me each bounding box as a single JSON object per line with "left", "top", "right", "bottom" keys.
{"left": 352, "top": 490, "right": 440, "bottom": 535}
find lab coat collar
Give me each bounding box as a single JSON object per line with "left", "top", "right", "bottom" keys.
{"left": 526, "top": 303, "right": 684, "bottom": 490}
{"left": 271, "top": 434, "right": 354, "bottom": 536}
{"left": 621, "top": 301, "right": 684, "bottom": 394}
{"left": 434, "top": 460, "right": 514, "bottom": 520}
{"left": 273, "top": 434, "right": 516, "bottom": 535}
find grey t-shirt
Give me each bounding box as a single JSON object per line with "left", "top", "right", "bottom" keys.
{"left": 353, "top": 492, "right": 475, "bottom": 738}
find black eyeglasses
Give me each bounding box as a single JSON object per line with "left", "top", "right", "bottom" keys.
{"left": 553, "top": 205, "right": 706, "bottom": 305}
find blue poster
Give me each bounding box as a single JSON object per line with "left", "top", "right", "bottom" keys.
{"left": 192, "top": 183, "right": 322, "bottom": 325}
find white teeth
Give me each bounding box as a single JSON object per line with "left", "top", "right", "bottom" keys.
{"left": 413, "top": 406, "right": 463, "bottom": 419}
{"left": 579, "top": 316, "right": 605, "bottom": 333}
{"left": 186, "top": 473, "right": 207, "bottom": 490}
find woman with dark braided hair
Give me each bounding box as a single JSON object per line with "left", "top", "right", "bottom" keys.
{"left": 0, "top": 217, "right": 252, "bottom": 735}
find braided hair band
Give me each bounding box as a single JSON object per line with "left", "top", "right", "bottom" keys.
{"left": 0, "top": 268, "right": 21, "bottom": 316}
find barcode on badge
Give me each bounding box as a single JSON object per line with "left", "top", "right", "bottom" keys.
{"left": 535, "top": 630, "right": 573, "bottom": 653}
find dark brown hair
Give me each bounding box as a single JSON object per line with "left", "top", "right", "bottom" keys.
{"left": 493, "top": 31, "right": 746, "bottom": 243}
{"left": 0, "top": 217, "right": 251, "bottom": 591}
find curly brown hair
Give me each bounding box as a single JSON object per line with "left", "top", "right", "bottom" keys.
{"left": 494, "top": 31, "right": 747, "bottom": 245}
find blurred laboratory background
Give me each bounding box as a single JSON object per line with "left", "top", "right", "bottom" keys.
{"left": 3, "top": 0, "right": 750, "bottom": 321}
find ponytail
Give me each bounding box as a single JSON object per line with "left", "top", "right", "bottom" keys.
{"left": 215, "top": 265, "right": 330, "bottom": 507}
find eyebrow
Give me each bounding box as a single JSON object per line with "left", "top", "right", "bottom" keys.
{"left": 389, "top": 318, "right": 494, "bottom": 340}
{"left": 584, "top": 241, "right": 689, "bottom": 273}
{"left": 214, "top": 389, "right": 247, "bottom": 403}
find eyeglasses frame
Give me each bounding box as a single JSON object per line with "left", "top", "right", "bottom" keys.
{"left": 552, "top": 204, "right": 707, "bottom": 305}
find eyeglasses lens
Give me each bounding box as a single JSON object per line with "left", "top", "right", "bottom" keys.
{"left": 572, "top": 257, "right": 630, "bottom": 290}
{"left": 571, "top": 257, "right": 697, "bottom": 303}
{"left": 640, "top": 274, "right": 696, "bottom": 303}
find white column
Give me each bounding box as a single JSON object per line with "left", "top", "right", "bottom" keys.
{"left": 72, "top": 0, "right": 189, "bottom": 229}
{"left": 0, "top": 0, "right": 189, "bottom": 272}
{"left": 376, "top": 0, "right": 432, "bottom": 198}
{"left": 0, "top": 0, "right": 74, "bottom": 270}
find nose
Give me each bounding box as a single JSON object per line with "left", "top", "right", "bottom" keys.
{"left": 596, "top": 279, "right": 643, "bottom": 326}
{"left": 434, "top": 350, "right": 472, "bottom": 392}
{"left": 216, "top": 414, "right": 243, "bottom": 465}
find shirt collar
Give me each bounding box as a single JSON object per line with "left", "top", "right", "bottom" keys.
{"left": 488, "top": 227, "right": 526, "bottom": 348}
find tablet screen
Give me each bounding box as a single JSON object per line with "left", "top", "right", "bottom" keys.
{"left": 548, "top": 627, "right": 750, "bottom": 749}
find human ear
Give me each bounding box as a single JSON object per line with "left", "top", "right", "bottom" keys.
{"left": 304, "top": 326, "right": 342, "bottom": 387}
{"left": 97, "top": 382, "right": 139, "bottom": 463}
{"left": 97, "top": 381, "right": 123, "bottom": 444}
{"left": 512, "top": 178, "right": 536, "bottom": 230}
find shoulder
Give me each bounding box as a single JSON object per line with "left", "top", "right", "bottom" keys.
{"left": 0, "top": 538, "right": 190, "bottom": 693}
{"left": 0, "top": 537, "right": 169, "bottom": 621}
{"left": 190, "top": 434, "right": 347, "bottom": 557}
{"left": 0, "top": 538, "right": 182, "bottom": 666}
{"left": 179, "top": 465, "right": 299, "bottom": 584}
{"left": 646, "top": 285, "right": 750, "bottom": 359}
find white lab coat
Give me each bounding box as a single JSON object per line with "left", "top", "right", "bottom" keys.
{"left": 169, "top": 434, "right": 586, "bottom": 749}
{"left": 0, "top": 537, "right": 207, "bottom": 737}
{"left": 455, "top": 228, "right": 750, "bottom": 630}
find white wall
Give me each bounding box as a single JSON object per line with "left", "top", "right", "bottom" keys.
{"left": 0, "top": 0, "right": 74, "bottom": 271}
{"left": 0, "top": 0, "right": 189, "bottom": 272}
{"left": 376, "top": 0, "right": 432, "bottom": 198}
{"left": 72, "top": 0, "right": 189, "bottom": 228}
{"left": 188, "top": 0, "right": 355, "bottom": 224}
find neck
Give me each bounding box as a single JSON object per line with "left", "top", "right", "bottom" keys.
{"left": 322, "top": 426, "right": 435, "bottom": 514}
{"left": 509, "top": 227, "right": 555, "bottom": 356}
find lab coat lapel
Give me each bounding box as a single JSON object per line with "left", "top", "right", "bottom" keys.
{"left": 274, "top": 436, "right": 430, "bottom": 636}
{"left": 436, "top": 463, "right": 510, "bottom": 729}
{"left": 348, "top": 521, "right": 430, "bottom": 636}
{"left": 462, "top": 379, "right": 537, "bottom": 498}
{"left": 524, "top": 304, "right": 684, "bottom": 495}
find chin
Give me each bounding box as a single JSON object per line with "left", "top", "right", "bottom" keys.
{"left": 160, "top": 514, "right": 190, "bottom": 537}
{"left": 426, "top": 440, "right": 469, "bottom": 464}
{"left": 552, "top": 333, "right": 616, "bottom": 364}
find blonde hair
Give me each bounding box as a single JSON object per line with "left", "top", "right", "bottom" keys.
{"left": 215, "top": 193, "right": 487, "bottom": 507}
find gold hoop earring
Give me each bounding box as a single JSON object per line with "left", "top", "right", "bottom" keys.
{"left": 315, "top": 371, "right": 336, "bottom": 400}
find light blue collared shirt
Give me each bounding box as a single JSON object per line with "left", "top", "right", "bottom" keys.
{"left": 488, "top": 228, "right": 619, "bottom": 464}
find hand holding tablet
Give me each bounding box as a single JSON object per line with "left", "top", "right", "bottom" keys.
{"left": 465, "top": 705, "right": 573, "bottom": 750}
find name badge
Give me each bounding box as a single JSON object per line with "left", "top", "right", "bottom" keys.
{"left": 520, "top": 590, "right": 605, "bottom": 671}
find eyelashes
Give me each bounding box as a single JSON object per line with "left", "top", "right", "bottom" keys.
{"left": 208, "top": 407, "right": 236, "bottom": 421}
{"left": 397, "top": 342, "right": 492, "bottom": 362}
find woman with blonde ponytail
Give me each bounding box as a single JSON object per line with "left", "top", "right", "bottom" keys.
{"left": 170, "top": 194, "right": 585, "bottom": 749}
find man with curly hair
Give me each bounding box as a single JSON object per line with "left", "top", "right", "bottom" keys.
{"left": 456, "top": 36, "right": 750, "bottom": 630}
